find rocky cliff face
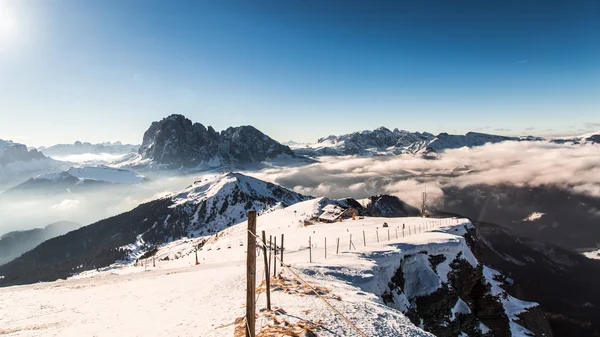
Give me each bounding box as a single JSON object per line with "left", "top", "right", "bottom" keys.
{"left": 0, "top": 139, "right": 46, "bottom": 165}
{"left": 137, "top": 114, "right": 294, "bottom": 169}
{"left": 377, "top": 223, "right": 553, "bottom": 337}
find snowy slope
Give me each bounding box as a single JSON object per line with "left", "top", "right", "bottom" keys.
{"left": 0, "top": 197, "right": 550, "bottom": 336}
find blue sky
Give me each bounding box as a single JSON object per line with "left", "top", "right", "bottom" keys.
{"left": 0, "top": 0, "right": 599, "bottom": 146}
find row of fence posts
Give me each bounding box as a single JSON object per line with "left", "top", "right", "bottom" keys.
{"left": 306, "top": 218, "right": 461, "bottom": 263}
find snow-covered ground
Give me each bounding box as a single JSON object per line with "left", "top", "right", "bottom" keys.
{"left": 0, "top": 199, "right": 537, "bottom": 336}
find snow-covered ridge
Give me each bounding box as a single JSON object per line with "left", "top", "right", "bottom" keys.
{"left": 35, "top": 166, "right": 146, "bottom": 184}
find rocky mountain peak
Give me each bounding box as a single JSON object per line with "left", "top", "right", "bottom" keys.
{"left": 0, "top": 139, "right": 47, "bottom": 165}
{"left": 137, "top": 115, "right": 293, "bottom": 169}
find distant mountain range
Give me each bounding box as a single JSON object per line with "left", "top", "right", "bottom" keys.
{"left": 0, "top": 139, "right": 69, "bottom": 187}
{"left": 0, "top": 221, "right": 80, "bottom": 266}
{"left": 2, "top": 166, "right": 147, "bottom": 196}
{"left": 37, "top": 141, "right": 139, "bottom": 157}
{"left": 291, "top": 127, "right": 600, "bottom": 157}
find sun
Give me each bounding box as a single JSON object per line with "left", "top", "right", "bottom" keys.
{"left": 0, "top": 1, "right": 19, "bottom": 48}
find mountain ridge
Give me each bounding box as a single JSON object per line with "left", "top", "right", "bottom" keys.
{"left": 132, "top": 114, "right": 296, "bottom": 170}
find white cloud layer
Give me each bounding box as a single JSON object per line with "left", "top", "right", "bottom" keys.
{"left": 246, "top": 141, "right": 600, "bottom": 208}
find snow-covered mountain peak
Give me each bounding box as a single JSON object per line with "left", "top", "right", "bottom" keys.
{"left": 171, "top": 172, "right": 311, "bottom": 209}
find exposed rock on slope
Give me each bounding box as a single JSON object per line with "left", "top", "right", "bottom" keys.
{"left": 375, "top": 224, "right": 552, "bottom": 337}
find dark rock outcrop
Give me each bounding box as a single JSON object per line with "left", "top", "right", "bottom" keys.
{"left": 137, "top": 114, "right": 294, "bottom": 169}
{"left": 365, "top": 194, "right": 421, "bottom": 217}
{"left": 380, "top": 225, "right": 553, "bottom": 337}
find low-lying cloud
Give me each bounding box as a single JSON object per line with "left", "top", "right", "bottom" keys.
{"left": 1, "top": 141, "right": 599, "bottom": 234}
{"left": 247, "top": 141, "right": 600, "bottom": 208}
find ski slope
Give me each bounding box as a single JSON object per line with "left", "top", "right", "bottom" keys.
{"left": 0, "top": 199, "right": 538, "bottom": 336}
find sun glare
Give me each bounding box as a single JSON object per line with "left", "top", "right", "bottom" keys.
{"left": 0, "top": 1, "right": 19, "bottom": 48}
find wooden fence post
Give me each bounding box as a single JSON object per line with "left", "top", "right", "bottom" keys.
{"left": 387, "top": 229, "right": 390, "bottom": 241}
{"left": 280, "top": 234, "right": 284, "bottom": 267}
{"left": 349, "top": 234, "right": 352, "bottom": 250}
{"left": 246, "top": 211, "right": 257, "bottom": 337}
{"left": 363, "top": 230, "right": 366, "bottom": 246}
{"left": 376, "top": 230, "right": 379, "bottom": 243}
{"left": 336, "top": 238, "right": 340, "bottom": 254}
{"left": 261, "top": 231, "right": 271, "bottom": 311}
